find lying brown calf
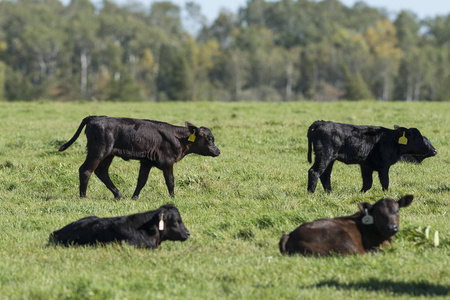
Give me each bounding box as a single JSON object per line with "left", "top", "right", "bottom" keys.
{"left": 279, "top": 195, "right": 414, "bottom": 256}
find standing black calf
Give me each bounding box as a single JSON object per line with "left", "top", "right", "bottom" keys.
{"left": 307, "top": 120, "right": 436, "bottom": 193}
{"left": 49, "top": 204, "right": 190, "bottom": 249}
{"left": 59, "top": 116, "right": 220, "bottom": 199}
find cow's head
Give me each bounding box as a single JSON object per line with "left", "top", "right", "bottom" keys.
{"left": 158, "top": 204, "right": 190, "bottom": 242}
{"left": 186, "top": 121, "right": 221, "bottom": 157}
{"left": 394, "top": 126, "right": 436, "bottom": 157}
{"left": 358, "top": 195, "right": 414, "bottom": 238}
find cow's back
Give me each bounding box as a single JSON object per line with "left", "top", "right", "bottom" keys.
{"left": 312, "top": 122, "right": 389, "bottom": 164}
{"left": 283, "top": 218, "right": 365, "bottom": 255}
{"left": 84, "top": 117, "right": 175, "bottom": 160}
{"left": 51, "top": 216, "right": 128, "bottom": 245}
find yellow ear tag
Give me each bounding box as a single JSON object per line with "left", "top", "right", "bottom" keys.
{"left": 188, "top": 130, "right": 196, "bottom": 142}
{"left": 398, "top": 131, "right": 408, "bottom": 145}
{"left": 158, "top": 212, "right": 164, "bottom": 231}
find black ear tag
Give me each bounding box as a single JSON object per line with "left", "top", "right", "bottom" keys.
{"left": 362, "top": 209, "right": 374, "bottom": 225}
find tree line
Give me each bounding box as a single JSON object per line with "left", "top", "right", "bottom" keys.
{"left": 0, "top": 0, "right": 449, "bottom": 101}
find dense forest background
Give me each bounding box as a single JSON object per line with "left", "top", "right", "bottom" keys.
{"left": 0, "top": 0, "right": 449, "bottom": 102}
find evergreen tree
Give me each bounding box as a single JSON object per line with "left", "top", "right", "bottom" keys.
{"left": 156, "top": 43, "right": 190, "bottom": 101}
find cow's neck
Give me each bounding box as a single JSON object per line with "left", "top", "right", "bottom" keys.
{"left": 140, "top": 214, "right": 162, "bottom": 246}
{"left": 354, "top": 216, "right": 391, "bottom": 250}
{"left": 175, "top": 129, "right": 195, "bottom": 162}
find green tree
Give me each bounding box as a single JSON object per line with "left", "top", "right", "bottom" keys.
{"left": 64, "top": 0, "right": 99, "bottom": 99}
{"left": 156, "top": 43, "right": 190, "bottom": 101}
{"left": 342, "top": 65, "right": 373, "bottom": 100}
{"left": 149, "top": 2, "right": 183, "bottom": 38}
{"left": 365, "top": 19, "right": 402, "bottom": 100}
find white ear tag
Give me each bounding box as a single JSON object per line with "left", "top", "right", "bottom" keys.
{"left": 362, "top": 209, "right": 374, "bottom": 225}
{"left": 159, "top": 212, "right": 164, "bottom": 230}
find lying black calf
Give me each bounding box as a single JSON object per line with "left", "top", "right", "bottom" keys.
{"left": 49, "top": 204, "right": 190, "bottom": 249}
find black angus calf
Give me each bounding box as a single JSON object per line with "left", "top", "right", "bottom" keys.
{"left": 59, "top": 116, "right": 220, "bottom": 199}
{"left": 49, "top": 204, "right": 190, "bottom": 249}
{"left": 279, "top": 195, "right": 414, "bottom": 256}
{"left": 307, "top": 120, "right": 436, "bottom": 193}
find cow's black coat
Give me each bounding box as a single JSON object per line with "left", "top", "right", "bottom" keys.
{"left": 307, "top": 120, "right": 436, "bottom": 193}
{"left": 49, "top": 204, "right": 190, "bottom": 249}
{"left": 279, "top": 195, "right": 414, "bottom": 256}
{"left": 59, "top": 116, "right": 220, "bottom": 198}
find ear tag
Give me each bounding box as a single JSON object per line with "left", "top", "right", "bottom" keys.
{"left": 158, "top": 212, "right": 164, "bottom": 231}
{"left": 188, "top": 130, "right": 196, "bottom": 142}
{"left": 398, "top": 131, "right": 408, "bottom": 145}
{"left": 362, "top": 209, "right": 374, "bottom": 225}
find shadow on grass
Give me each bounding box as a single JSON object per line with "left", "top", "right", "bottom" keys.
{"left": 311, "top": 278, "right": 449, "bottom": 296}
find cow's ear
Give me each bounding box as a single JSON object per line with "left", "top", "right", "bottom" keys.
{"left": 358, "top": 202, "right": 373, "bottom": 213}
{"left": 396, "top": 127, "right": 409, "bottom": 145}
{"left": 185, "top": 122, "right": 198, "bottom": 134}
{"left": 394, "top": 125, "right": 400, "bottom": 129}
{"left": 398, "top": 195, "right": 414, "bottom": 208}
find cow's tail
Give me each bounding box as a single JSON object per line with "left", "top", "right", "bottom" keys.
{"left": 307, "top": 138, "right": 313, "bottom": 163}
{"left": 58, "top": 116, "right": 94, "bottom": 151}
{"left": 279, "top": 234, "right": 290, "bottom": 254}
{"left": 307, "top": 122, "right": 317, "bottom": 163}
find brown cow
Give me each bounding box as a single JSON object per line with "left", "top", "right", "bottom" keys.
{"left": 59, "top": 116, "right": 220, "bottom": 199}
{"left": 279, "top": 195, "right": 414, "bottom": 256}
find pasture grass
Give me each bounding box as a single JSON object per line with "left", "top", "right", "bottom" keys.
{"left": 0, "top": 100, "right": 449, "bottom": 299}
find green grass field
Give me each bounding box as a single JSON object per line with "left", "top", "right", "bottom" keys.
{"left": 0, "top": 101, "right": 448, "bottom": 299}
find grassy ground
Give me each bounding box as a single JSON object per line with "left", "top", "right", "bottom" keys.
{"left": 0, "top": 101, "right": 448, "bottom": 299}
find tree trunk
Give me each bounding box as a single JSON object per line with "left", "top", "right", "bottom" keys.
{"left": 406, "top": 69, "right": 413, "bottom": 101}
{"left": 232, "top": 51, "right": 241, "bottom": 101}
{"left": 382, "top": 73, "right": 389, "bottom": 101}
{"left": 285, "top": 63, "right": 293, "bottom": 101}
{"left": 80, "top": 48, "right": 88, "bottom": 97}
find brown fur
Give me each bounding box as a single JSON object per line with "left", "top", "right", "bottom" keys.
{"left": 280, "top": 195, "right": 414, "bottom": 256}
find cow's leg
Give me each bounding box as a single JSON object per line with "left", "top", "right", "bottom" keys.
{"left": 94, "top": 156, "right": 123, "bottom": 199}
{"left": 378, "top": 167, "right": 390, "bottom": 191}
{"left": 132, "top": 161, "right": 152, "bottom": 199}
{"left": 79, "top": 154, "right": 102, "bottom": 198}
{"left": 308, "top": 158, "right": 333, "bottom": 193}
{"left": 360, "top": 166, "right": 374, "bottom": 192}
{"left": 319, "top": 161, "right": 335, "bottom": 192}
{"left": 163, "top": 165, "right": 175, "bottom": 197}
